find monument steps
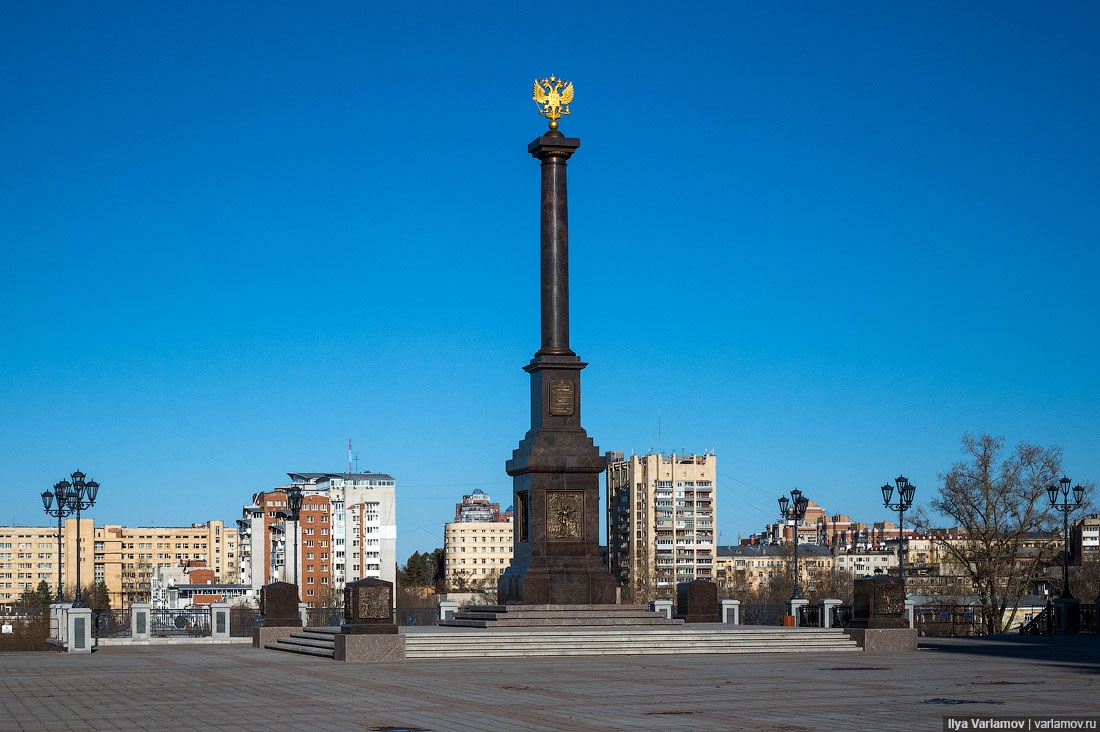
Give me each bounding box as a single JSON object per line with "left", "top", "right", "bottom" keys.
{"left": 440, "top": 603, "right": 684, "bottom": 629}
{"left": 264, "top": 628, "right": 337, "bottom": 659}
{"left": 404, "top": 627, "right": 860, "bottom": 659}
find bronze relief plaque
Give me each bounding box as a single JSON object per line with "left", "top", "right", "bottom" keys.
{"left": 874, "top": 584, "right": 904, "bottom": 615}
{"left": 549, "top": 379, "right": 575, "bottom": 416}
{"left": 356, "top": 586, "right": 391, "bottom": 621}
{"left": 546, "top": 491, "right": 584, "bottom": 540}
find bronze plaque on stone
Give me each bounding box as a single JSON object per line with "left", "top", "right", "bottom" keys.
{"left": 357, "top": 586, "right": 390, "bottom": 621}
{"left": 874, "top": 583, "right": 904, "bottom": 615}
{"left": 546, "top": 491, "right": 584, "bottom": 540}
{"left": 549, "top": 379, "right": 575, "bottom": 416}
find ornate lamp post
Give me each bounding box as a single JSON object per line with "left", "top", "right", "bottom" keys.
{"left": 56, "top": 470, "right": 99, "bottom": 607}
{"left": 284, "top": 484, "right": 305, "bottom": 588}
{"left": 1047, "top": 476, "right": 1084, "bottom": 599}
{"left": 778, "top": 489, "right": 810, "bottom": 600}
{"left": 41, "top": 481, "right": 76, "bottom": 602}
{"left": 881, "top": 475, "right": 916, "bottom": 591}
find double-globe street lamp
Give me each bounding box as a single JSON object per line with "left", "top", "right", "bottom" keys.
{"left": 41, "top": 481, "right": 76, "bottom": 602}
{"left": 778, "top": 489, "right": 810, "bottom": 600}
{"left": 1047, "top": 476, "right": 1085, "bottom": 599}
{"left": 283, "top": 484, "right": 305, "bottom": 588}
{"left": 881, "top": 475, "right": 916, "bottom": 592}
{"left": 40, "top": 470, "right": 99, "bottom": 607}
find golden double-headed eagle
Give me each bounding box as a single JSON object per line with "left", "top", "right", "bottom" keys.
{"left": 533, "top": 75, "right": 574, "bottom": 130}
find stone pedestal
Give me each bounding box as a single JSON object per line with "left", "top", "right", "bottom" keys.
{"left": 333, "top": 633, "right": 406, "bottom": 662}
{"left": 786, "top": 597, "right": 809, "bottom": 625}
{"left": 438, "top": 600, "right": 459, "bottom": 622}
{"left": 1052, "top": 597, "right": 1081, "bottom": 633}
{"left": 719, "top": 598, "right": 741, "bottom": 625}
{"left": 844, "top": 627, "right": 918, "bottom": 651}
{"left": 849, "top": 575, "right": 908, "bottom": 629}
{"left": 677, "top": 580, "right": 718, "bottom": 622}
{"left": 496, "top": 131, "right": 615, "bottom": 606}
{"left": 131, "top": 603, "right": 151, "bottom": 644}
{"left": 258, "top": 582, "right": 301, "bottom": 627}
{"left": 818, "top": 599, "right": 842, "bottom": 628}
{"left": 651, "top": 599, "right": 673, "bottom": 620}
{"left": 67, "top": 606, "right": 92, "bottom": 654}
{"left": 341, "top": 578, "right": 398, "bottom": 635}
{"left": 253, "top": 582, "right": 301, "bottom": 647}
{"left": 211, "top": 603, "right": 231, "bottom": 643}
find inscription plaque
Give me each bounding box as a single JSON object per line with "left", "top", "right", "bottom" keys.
{"left": 546, "top": 491, "right": 584, "bottom": 540}
{"left": 549, "top": 379, "right": 575, "bottom": 416}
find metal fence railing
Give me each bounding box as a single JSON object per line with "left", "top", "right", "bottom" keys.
{"left": 149, "top": 608, "right": 211, "bottom": 638}
{"left": 93, "top": 609, "right": 132, "bottom": 639}
{"left": 914, "top": 605, "right": 983, "bottom": 637}
{"left": 739, "top": 604, "right": 786, "bottom": 626}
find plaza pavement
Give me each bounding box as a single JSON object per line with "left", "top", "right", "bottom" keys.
{"left": 1, "top": 633, "right": 1098, "bottom": 732}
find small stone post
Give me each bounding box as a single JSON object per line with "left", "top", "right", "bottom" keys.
{"left": 131, "top": 603, "right": 151, "bottom": 644}
{"left": 819, "top": 599, "right": 842, "bottom": 628}
{"left": 719, "top": 598, "right": 741, "bottom": 625}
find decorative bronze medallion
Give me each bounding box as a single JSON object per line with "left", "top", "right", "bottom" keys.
{"left": 546, "top": 491, "right": 584, "bottom": 540}
{"left": 549, "top": 379, "right": 575, "bottom": 416}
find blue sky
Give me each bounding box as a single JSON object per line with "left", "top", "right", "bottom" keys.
{"left": 3, "top": 2, "right": 1098, "bottom": 563}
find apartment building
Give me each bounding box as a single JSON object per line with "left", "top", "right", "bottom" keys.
{"left": 715, "top": 544, "right": 833, "bottom": 595}
{"left": 443, "top": 490, "right": 513, "bottom": 591}
{"left": 0, "top": 520, "right": 234, "bottom": 609}
{"left": 237, "top": 471, "right": 397, "bottom": 606}
{"left": 606, "top": 451, "right": 717, "bottom": 600}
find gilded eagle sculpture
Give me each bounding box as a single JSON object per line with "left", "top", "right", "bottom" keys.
{"left": 533, "top": 75, "right": 574, "bottom": 130}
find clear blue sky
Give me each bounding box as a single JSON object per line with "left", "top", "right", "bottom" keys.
{"left": 3, "top": 2, "right": 1098, "bottom": 564}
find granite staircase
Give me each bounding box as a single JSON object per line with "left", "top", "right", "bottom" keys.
{"left": 265, "top": 627, "right": 338, "bottom": 659}
{"left": 404, "top": 626, "right": 860, "bottom": 658}
{"left": 439, "top": 603, "right": 683, "bottom": 628}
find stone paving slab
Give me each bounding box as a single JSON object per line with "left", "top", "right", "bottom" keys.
{"left": 0, "top": 634, "right": 1098, "bottom": 731}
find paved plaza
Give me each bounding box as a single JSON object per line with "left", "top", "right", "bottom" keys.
{"left": 1, "top": 634, "right": 1098, "bottom": 732}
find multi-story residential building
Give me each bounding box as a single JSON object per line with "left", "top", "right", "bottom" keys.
{"left": 1078, "top": 514, "right": 1100, "bottom": 563}
{"left": 443, "top": 490, "right": 513, "bottom": 591}
{"left": 832, "top": 549, "right": 896, "bottom": 578}
{"left": 0, "top": 520, "right": 234, "bottom": 609}
{"left": 606, "top": 451, "right": 717, "bottom": 600}
{"left": 237, "top": 471, "right": 397, "bottom": 606}
{"left": 715, "top": 544, "right": 833, "bottom": 595}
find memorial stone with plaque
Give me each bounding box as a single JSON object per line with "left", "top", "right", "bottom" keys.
{"left": 259, "top": 582, "right": 301, "bottom": 627}
{"left": 342, "top": 578, "right": 398, "bottom": 635}
{"left": 677, "top": 580, "right": 719, "bottom": 623}
{"left": 850, "top": 575, "right": 908, "bottom": 629}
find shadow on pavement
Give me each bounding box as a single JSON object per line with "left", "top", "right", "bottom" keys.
{"left": 919, "top": 633, "right": 1100, "bottom": 675}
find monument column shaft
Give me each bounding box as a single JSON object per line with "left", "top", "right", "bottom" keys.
{"left": 539, "top": 153, "right": 570, "bottom": 355}
{"left": 530, "top": 134, "right": 579, "bottom": 357}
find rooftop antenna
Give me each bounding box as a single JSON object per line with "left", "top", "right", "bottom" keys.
{"left": 348, "top": 438, "right": 353, "bottom": 474}
{"left": 658, "top": 408, "right": 662, "bottom": 456}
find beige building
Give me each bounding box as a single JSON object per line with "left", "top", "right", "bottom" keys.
{"left": 715, "top": 544, "right": 833, "bottom": 595}
{"left": 606, "top": 452, "right": 717, "bottom": 600}
{"left": 0, "top": 520, "right": 235, "bottom": 609}
{"left": 443, "top": 490, "right": 513, "bottom": 591}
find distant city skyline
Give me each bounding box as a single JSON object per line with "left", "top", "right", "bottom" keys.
{"left": 3, "top": 3, "right": 1097, "bottom": 564}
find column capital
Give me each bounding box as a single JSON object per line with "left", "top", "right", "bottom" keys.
{"left": 529, "top": 133, "right": 580, "bottom": 160}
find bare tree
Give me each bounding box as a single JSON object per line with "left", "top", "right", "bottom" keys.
{"left": 914, "top": 433, "right": 1061, "bottom": 634}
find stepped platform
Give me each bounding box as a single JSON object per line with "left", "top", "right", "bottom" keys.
{"left": 439, "top": 603, "right": 683, "bottom": 628}
{"left": 264, "top": 623, "right": 859, "bottom": 659}
{"left": 264, "top": 627, "right": 338, "bottom": 659}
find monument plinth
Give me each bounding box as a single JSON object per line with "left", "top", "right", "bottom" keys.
{"left": 497, "top": 78, "right": 616, "bottom": 606}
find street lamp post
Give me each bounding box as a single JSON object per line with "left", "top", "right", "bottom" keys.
{"left": 1047, "top": 476, "right": 1085, "bottom": 599}
{"left": 881, "top": 475, "right": 916, "bottom": 592}
{"left": 778, "top": 489, "right": 810, "bottom": 600}
{"left": 285, "top": 484, "right": 305, "bottom": 589}
{"left": 58, "top": 470, "right": 99, "bottom": 607}
{"left": 41, "top": 481, "right": 76, "bottom": 602}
